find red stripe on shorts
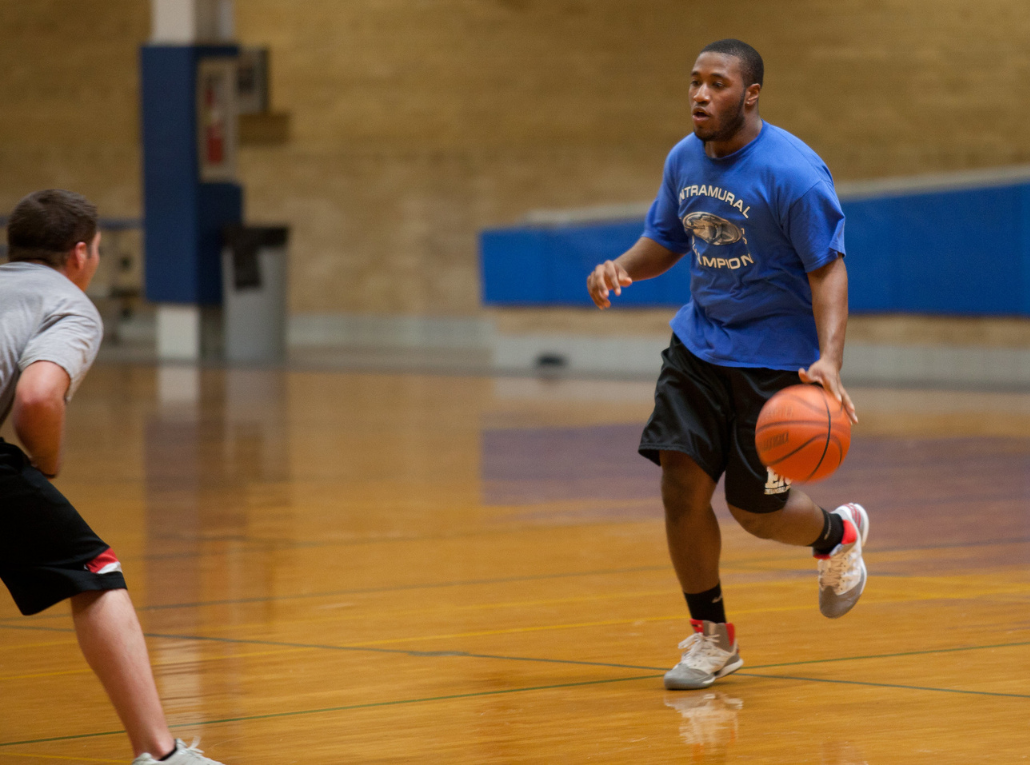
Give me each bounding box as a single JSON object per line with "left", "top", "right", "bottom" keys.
{"left": 85, "top": 548, "right": 122, "bottom": 574}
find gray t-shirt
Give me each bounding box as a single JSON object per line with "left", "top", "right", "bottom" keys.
{"left": 0, "top": 262, "right": 103, "bottom": 427}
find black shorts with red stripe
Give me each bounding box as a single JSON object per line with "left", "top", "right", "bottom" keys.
{"left": 0, "top": 439, "right": 126, "bottom": 615}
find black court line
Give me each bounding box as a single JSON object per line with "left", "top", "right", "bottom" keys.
{"left": 4, "top": 622, "right": 1030, "bottom": 676}
{"left": 738, "top": 672, "right": 1030, "bottom": 699}
{"left": 5, "top": 665, "right": 1029, "bottom": 750}
{"left": 6, "top": 535, "right": 1023, "bottom": 625}
{"left": 867, "top": 536, "right": 1030, "bottom": 554}
{"left": 137, "top": 525, "right": 579, "bottom": 558}
{"left": 14, "top": 532, "right": 1014, "bottom": 624}
{"left": 5, "top": 533, "right": 1023, "bottom": 626}
{"left": 0, "top": 564, "right": 672, "bottom": 622}
{"left": 0, "top": 674, "right": 664, "bottom": 748}
{"left": 20, "top": 509, "right": 1030, "bottom": 564}
{"left": 0, "top": 514, "right": 662, "bottom": 565}
{"left": 94, "top": 514, "right": 667, "bottom": 563}
{"left": 115, "top": 531, "right": 1030, "bottom": 561}
{"left": 0, "top": 623, "right": 663, "bottom": 671}
{"left": 745, "top": 640, "right": 1030, "bottom": 670}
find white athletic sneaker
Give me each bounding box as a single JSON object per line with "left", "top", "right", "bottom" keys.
{"left": 132, "top": 739, "right": 225, "bottom": 765}
{"left": 816, "top": 503, "right": 869, "bottom": 619}
{"left": 664, "top": 620, "right": 744, "bottom": 690}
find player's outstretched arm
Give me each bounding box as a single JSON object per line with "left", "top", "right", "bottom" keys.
{"left": 587, "top": 236, "right": 683, "bottom": 309}
{"left": 12, "top": 360, "right": 71, "bottom": 478}
{"left": 800, "top": 254, "right": 858, "bottom": 424}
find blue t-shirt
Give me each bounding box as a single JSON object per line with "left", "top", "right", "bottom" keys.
{"left": 643, "top": 122, "right": 845, "bottom": 371}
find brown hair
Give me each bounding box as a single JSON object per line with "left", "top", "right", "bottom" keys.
{"left": 6, "top": 189, "right": 98, "bottom": 268}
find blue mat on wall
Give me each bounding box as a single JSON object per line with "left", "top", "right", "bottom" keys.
{"left": 480, "top": 181, "right": 1030, "bottom": 315}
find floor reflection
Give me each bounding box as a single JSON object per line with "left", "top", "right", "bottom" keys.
{"left": 664, "top": 691, "right": 742, "bottom": 761}
{"left": 819, "top": 739, "right": 869, "bottom": 765}
{"left": 143, "top": 368, "right": 293, "bottom": 722}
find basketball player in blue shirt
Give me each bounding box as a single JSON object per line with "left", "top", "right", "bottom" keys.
{"left": 587, "top": 39, "right": 867, "bottom": 690}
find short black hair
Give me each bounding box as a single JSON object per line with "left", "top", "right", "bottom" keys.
{"left": 6, "top": 189, "right": 98, "bottom": 268}
{"left": 700, "top": 39, "right": 764, "bottom": 88}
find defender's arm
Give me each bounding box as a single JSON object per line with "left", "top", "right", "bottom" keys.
{"left": 12, "top": 361, "right": 71, "bottom": 478}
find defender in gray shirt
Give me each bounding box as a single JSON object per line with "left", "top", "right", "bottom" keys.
{"left": 0, "top": 191, "right": 226, "bottom": 765}
{"left": 0, "top": 261, "right": 103, "bottom": 426}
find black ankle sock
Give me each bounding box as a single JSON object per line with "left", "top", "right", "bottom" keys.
{"left": 684, "top": 583, "right": 726, "bottom": 624}
{"left": 812, "top": 508, "right": 845, "bottom": 554}
{"left": 159, "top": 743, "right": 178, "bottom": 761}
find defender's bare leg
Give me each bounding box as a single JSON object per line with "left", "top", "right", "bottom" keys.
{"left": 71, "top": 589, "right": 174, "bottom": 758}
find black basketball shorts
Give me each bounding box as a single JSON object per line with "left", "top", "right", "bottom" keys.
{"left": 639, "top": 334, "right": 802, "bottom": 514}
{"left": 0, "top": 439, "right": 126, "bottom": 616}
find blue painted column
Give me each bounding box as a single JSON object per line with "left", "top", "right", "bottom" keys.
{"left": 140, "top": 43, "right": 242, "bottom": 357}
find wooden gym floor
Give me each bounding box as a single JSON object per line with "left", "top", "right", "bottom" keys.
{"left": 1, "top": 363, "right": 1029, "bottom": 763}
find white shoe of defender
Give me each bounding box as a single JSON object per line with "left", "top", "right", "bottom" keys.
{"left": 132, "top": 739, "right": 226, "bottom": 765}
{"left": 817, "top": 503, "right": 869, "bottom": 619}
{"left": 664, "top": 620, "right": 744, "bottom": 690}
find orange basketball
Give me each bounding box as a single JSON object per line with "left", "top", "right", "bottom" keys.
{"left": 755, "top": 384, "right": 851, "bottom": 483}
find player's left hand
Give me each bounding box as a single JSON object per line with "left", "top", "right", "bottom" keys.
{"left": 799, "top": 358, "right": 858, "bottom": 424}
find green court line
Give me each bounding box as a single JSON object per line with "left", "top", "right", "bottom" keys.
{"left": 739, "top": 671, "right": 1030, "bottom": 699}
{"left": 3, "top": 622, "right": 1030, "bottom": 676}
{"left": 3, "top": 632, "right": 1028, "bottom": 749}
{"left": 4, "top": 666, "right": 1028, "bottom": 750}
{"left": 0, "top": 674, "right": 663, "bottom": 748}
{"left": 9, "top": 535, "right": 1024, "bottom": 624}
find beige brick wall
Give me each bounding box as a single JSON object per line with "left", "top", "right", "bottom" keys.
{"left": 0, "top": 1, "right": 146, "bottom": 217}
{"left": 5, "top": 1, "right": 1030, "bottom": 317}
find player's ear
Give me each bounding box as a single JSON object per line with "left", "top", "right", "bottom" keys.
{"left": 745, "top": 83, "right": 761, "bottom": 107}
{"left": 65, "top": 241, "right": 88, "bottom": 272}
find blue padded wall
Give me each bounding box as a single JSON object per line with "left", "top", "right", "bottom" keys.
{"left": 844, "top": 184, "right": 1030, "bottom": 315}
{"left": 480, "top": 181, "right": 1030, "bottom": 315}
{"left": 140, "top": 44, "right": 241, "bottom": 305}
{"left": 481, "top": 220, "right": 691, "bottom": 307}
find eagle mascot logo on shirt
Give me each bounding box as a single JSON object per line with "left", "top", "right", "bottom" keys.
{"left": 681, "top": 212, "right": 743, "bottom": 246}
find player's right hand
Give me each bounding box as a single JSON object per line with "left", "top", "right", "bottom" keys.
{"left": 587, "top": 260, "right": 633, "bottom": 309}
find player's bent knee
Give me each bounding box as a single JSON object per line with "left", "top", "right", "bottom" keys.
{"left": 659, "top": 452, "right": 715, "bottom": 502}
{"left": 661, "top": 496, "right": 710, "bottom": 524}
{"left": 728, "top": 502, "right": 783, "bottom": 539}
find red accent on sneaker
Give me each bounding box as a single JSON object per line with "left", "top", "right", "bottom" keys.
{"left": 841, "top": 519, "right": 857, "bottom": 545}
{"left": 689, "top": 618, "right": 736, "bottom": 646}
{"left": 85, "top": 548, "right": 120, "bottom": 574}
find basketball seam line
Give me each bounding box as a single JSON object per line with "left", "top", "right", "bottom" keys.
{"left": 803, "top": 389, "right": 834, "bottom": 482}
{"left": 764, "top": 433, "right": 825, "bottom": 467}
